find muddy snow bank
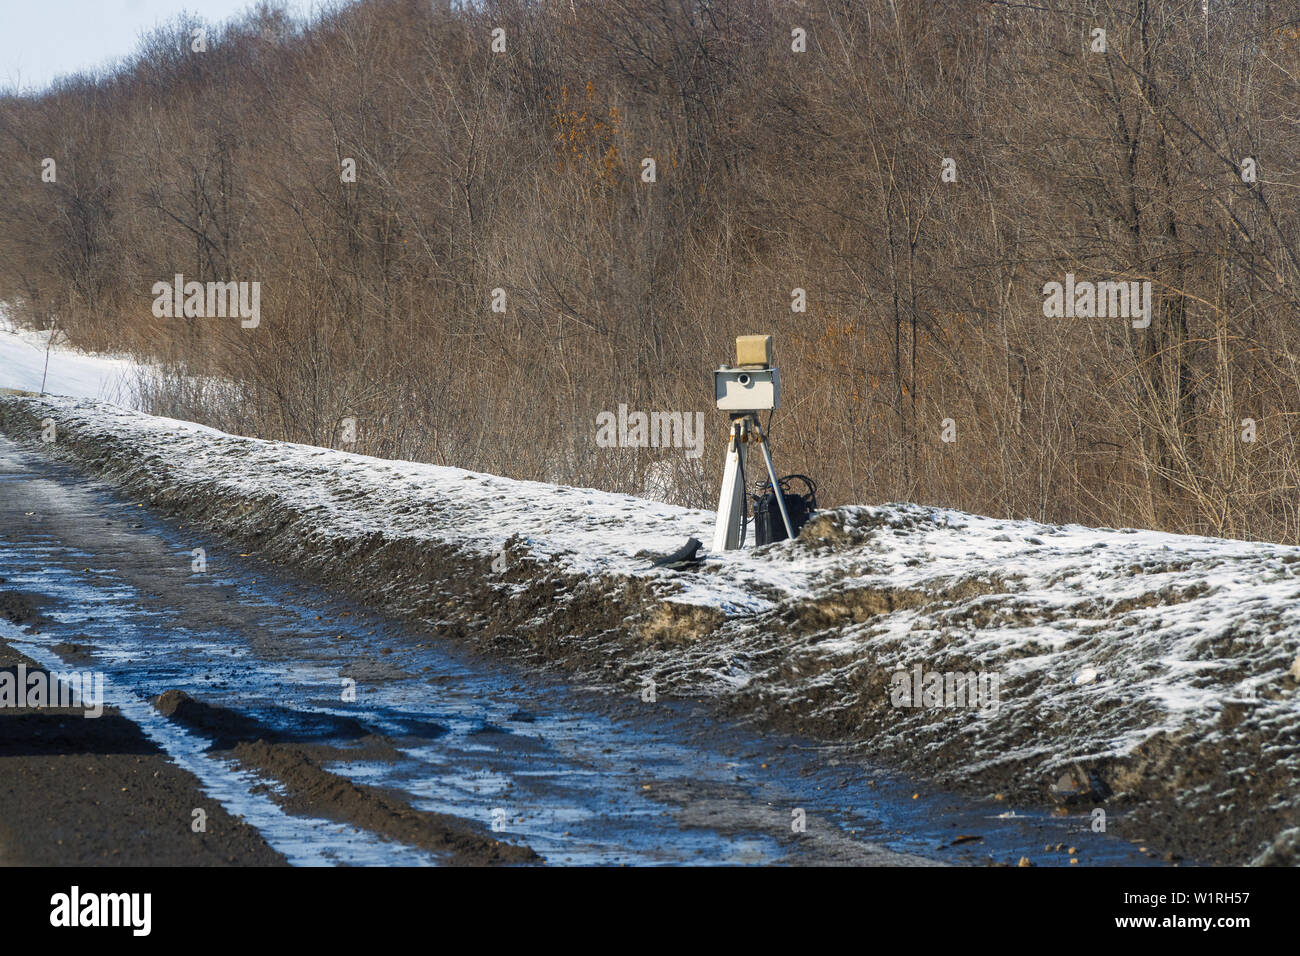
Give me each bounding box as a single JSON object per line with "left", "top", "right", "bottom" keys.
{"left": 3, "top": 394, "right": 1299, "bottom": 864}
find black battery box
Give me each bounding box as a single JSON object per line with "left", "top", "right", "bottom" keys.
{"left": 752, "top": 474, "right": 817, "bottom": 545}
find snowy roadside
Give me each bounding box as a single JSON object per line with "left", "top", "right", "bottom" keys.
{"left": 1, "top": 392, "right": 1298, "bottom": 864}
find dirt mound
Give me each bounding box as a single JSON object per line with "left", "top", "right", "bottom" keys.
{"left": 152, "top": 689, "right": 376, "bottom": 750}
{"left": 229, "top": 739, "right": 537, "bottom": 865}
{"left": 149, "top": 689, "right": 523, "bottom": 863}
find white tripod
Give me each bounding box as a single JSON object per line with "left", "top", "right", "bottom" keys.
{"left": 712, "top": 413, "right": 795, "bottom": 551}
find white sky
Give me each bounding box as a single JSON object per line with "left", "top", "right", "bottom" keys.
{"left": 0, "top": 0, "right": 318, "bottom": 94}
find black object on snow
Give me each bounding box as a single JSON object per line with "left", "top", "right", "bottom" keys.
{"left": 647, "top": 537, "right": 704, "bottom": 570}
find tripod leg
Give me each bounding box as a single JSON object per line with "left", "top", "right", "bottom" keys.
{"left": 712, "top": 422, "right": 746, "bottom": 551}
{"left": 755, "top": 423, "right": 795, "bottom": 540}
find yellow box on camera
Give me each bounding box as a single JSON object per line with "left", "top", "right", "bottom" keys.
{"left": 735, "top": 335, "right": 773, "bottom": 368}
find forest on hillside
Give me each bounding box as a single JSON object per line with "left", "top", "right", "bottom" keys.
{"left": 3, "top": 0, "right": 1300, "bottom": 541}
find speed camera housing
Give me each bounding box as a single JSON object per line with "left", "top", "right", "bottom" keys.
{"left": 715, "top": 334, "right": 780, "bottom": 412}
{"left": 714, "top": 366, "right": 780, "bottom": 411}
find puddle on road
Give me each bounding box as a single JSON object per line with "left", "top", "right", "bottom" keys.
{"left": 0, "top": 440, "right": 1170, "bottom": 866}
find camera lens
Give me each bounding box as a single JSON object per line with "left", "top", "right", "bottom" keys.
{"left": 737, "top": 373, "right": 751, "bottom": 386}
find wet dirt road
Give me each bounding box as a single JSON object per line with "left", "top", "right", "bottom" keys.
{"left": 0, "top": 435, "right": 1170, "bottom": 866}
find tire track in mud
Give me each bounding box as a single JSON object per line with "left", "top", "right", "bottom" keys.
{"left": 0, "top": 593, "right": 286, "bottom": 866}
